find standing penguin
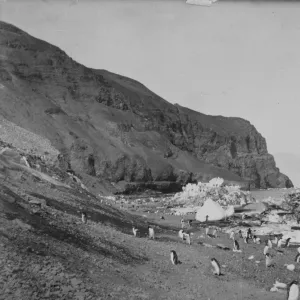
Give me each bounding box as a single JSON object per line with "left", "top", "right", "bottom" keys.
{"left": 205, "top": 215, "right": 209, "bottom": 223}
{"left": 205, "top": 227, "right": 210, "bottom": 236}
{"left": 287, "top": 280, "right": 299, "bottom": 300}
{"left": 243, "top": 236, "right": 249, "bottom": 244}
{"left": 183, "top": 232, "right": 191, "bottom": 245}
{"left": 233, "top": 239, "right": 240, "bottom": 252}
{"left": 267, "top": 238, "right": 273, "bottom": 248}
{"left": 132, "top": 226, "right": 140, "bottom": 237}
{"left": 253, "top": 235, "right": 260, "bottom": 244}
{"left": 181, "top": 218, "right": 185, "bottom": 228}
{"left": 212, "top": 228, "right": 217, "bottom": 238}
{"left": 265, "top": 253, "right": 274, "bottom": 268}
{"left": 178, "top": 229, "right": 184, "bottom": 240}
{"left": 263, "top": 245, "right": 269, "bottom": 255}
{"left": 285, "top": 238, "right": 291, "bottom": 248}
{"left": 273, "top": 236, "right": 278, "bottom": 245}
{"left": 170, "top": 250, "right": 179, "bottom": 265}
{"left": 81, "top": 212, "right": 87, "bottom": 224}
{"left": 295, "top": 253, "right": 300, "bottom": 263}
{"left": 188, "top": 220, "right": 192, "bottom": 228}
{"left": 238, "top": 230, "right": 243, "bottom": 239}
{"left": 148, "top": 225, "right": 155, "bottom": 240}
{"left": 247, "top": 228, "right": 252, "bottom": 239}
{"left": 230, "top": 231, "right": 235, "bottom": 240}
{"left": 277, "top": 238, "right": 283, "bottom": 248}
{"left": 211, "top": 258, "right": 221, "bottom": 275}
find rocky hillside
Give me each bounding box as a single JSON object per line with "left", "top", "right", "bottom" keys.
{"left": 0, "top": 146, "right": 290, "bottom": 300}
{"left": 0, "top": 21, "right": 293, "bottom": 194}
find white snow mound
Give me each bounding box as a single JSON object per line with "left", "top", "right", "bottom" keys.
{"left": 195, "top": 198, "right": 234, "bottom": 222}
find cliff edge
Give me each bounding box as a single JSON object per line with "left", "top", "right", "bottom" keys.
{"left": 0, "top": 21, "right": 293, "bottom": 193}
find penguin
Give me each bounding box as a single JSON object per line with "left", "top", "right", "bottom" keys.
{"left": 205, "top": 215, "right": 209, "bottom": 222}
{"left": 295, "top": 253, "right": 300, "bottom": 263}
{"left": 263, "top": 245, "right": 269, "bottom": 255}
{"left": 229, "top": 231, "right": 235, "bottom": 240}
{"left": 252, "top": 235, "right": 260, "bottom": 244}
{"left": 148, "top": 225, "right": 155, "bottom": 240}
{"left": 81, "top": 212, "right": 87, "bottom": 224}
{"left": 243, "top": 236, "right": 249, "bottom": 244}
{"left": 183, "top": 232, "right": 191, "bottom": 245}
{"left": 212, "top": 228, "right": 217, "bottom": 238}
{"left": 247, "top": 228, "right": 252, "bottom": 239}
{"left": 181, "top": 218, "right": 185, "bottom": 229}
{"left": 238, "top": 230, "right": 243, "bottom": 239}
{"left": 277, "top": 238, "right": 283, "bottom": 248}
{"left": 265, "top": 253, "right": 274, "bottom": 268}
{"left": 285, "top": 238, "right": 291, "bottom": 248}
{"left": 273, "top": 235, "right": 278, "bottom": 245}
{"left": 242, "top": 213, "right": 246, "bottom": 220}
{"left": 161, "top": 216, "right": 165, "bottom": 220}
{"left": 233, "top": 239, "right": 240, "bottom": 251}
{"left": 170, "top": 250, "right": 179, "bottom": 265}
{"left": 178, "top": 229, "right": 184, "bottom": 240}
{"left": 267, "top": 239, "right": 273, "bottom": 248}
{"left": 211, "top": 258, "right": 221, "bottom": 276}
{"left": 205, "top": 227, "right": 210, "bottom": 236}
{"left": 132, "top": 226, "right": 140, "bottom": 237}
{"left": 188, "top": 220, "right": 192, "bottom": 228}
{"left": 287, "top": 280, "right": 299, "bottom": 300}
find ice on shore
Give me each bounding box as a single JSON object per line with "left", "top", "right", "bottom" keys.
{"left": 195, "top": 198, "right": 234, "bottom": 222}
{"left": 173, "top": 178, "right": 253, "bottom": 207}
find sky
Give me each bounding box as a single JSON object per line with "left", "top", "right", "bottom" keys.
{"left": 0, "top": 0, "right": 300, "bottom": 186}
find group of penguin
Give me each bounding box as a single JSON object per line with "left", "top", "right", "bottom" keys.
{"left": 230, "top": 227, "right": 300, "bottom": 300}
{"left": 171, "top": 220, "right": 222, "bottom": 275}
{"left": 82, "top": 211, "right": 156, "bottom": 239}
{"left": 173, "top": 223, "right": 300, "bottom": 299}
{"left": 132, "top": 225, "right": 155, "bottom": 239}
{"left": 81, "top": 212, "right": 299, "bottom": 299}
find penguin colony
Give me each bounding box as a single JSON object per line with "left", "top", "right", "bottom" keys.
{"left": 124, "top": 213, "right": 300, "bottom": 298}
{"left": 229, "top": 228, "right": 300, "bottom": 298}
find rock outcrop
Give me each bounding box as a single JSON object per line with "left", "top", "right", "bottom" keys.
{"left": 0, "top": 21, "right": 293, "bottom": 193}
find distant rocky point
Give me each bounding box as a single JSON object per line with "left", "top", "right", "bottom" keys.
{"left": 0, "top": 21, "right": 293, "bottom": 194}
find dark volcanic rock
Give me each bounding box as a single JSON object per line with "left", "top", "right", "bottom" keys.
{"left": 0, "top": 21, "right": 293, "bottom": 192}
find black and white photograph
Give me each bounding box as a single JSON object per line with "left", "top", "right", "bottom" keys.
{"left": 0, "top": 0, "right": 300, "bottom": 299}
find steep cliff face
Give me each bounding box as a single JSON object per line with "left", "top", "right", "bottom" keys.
{"left": 0, "top": 21, "right": 293, "bottom": 193}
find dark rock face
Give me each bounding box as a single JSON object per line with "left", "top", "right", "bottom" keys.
{"left": 0, "top": 21, "right": 293, "bottom": 192}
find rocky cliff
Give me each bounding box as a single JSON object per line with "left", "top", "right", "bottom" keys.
{"left": 0, "top": 21, "right": 293, "bottom": 193}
